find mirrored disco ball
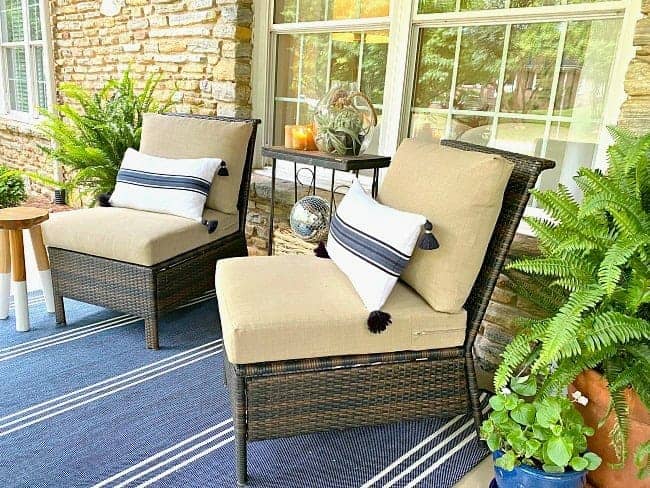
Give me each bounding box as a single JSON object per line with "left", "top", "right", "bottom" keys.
{"left": 289, "top": 195, "right": 330, "bottom": 242}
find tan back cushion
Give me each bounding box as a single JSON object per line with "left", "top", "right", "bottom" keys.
{"left": 378, "top": 139, "right": 514, "bottom": 313}
{"left": 139, "top": 113, "right": 253, "bottom": 214}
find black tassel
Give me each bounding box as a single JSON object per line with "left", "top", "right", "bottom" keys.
{"left": 202, "top": 219, "right": 219, "bottom": 234}
{"left": 419, "top": 220, "right": 439, "bottom": 250}
{"left": 314, "top": 241, "right": 330, "bottom": 259}
{"left": 98, "top": 192, "right": 112, "bottom": 207}
{"left": 217, "top": 161, "right": 229, "bottom": 177}
{"left": 367, "top": 311, "right": 392, "bottom": 334}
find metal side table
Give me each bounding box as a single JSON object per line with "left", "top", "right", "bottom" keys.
{"left": 261, "top": 146, "right": 391, "bottom": 256}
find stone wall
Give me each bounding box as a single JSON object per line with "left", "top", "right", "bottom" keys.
{"left": 619, "top": 0, "right": 650, "bottom": 133}
{"left": 0, "top": 120, "right": 55, "bottom": 198}
{"left": 0, "top": 0, "right": 253, "bottom": 193}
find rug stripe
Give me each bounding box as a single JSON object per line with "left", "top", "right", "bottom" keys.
{"left": 114, "top": 426, "right": 234, "bottom": 487}
{"left": 361, "top": 393, "right": 487, "bottom": 488}
{"left": 0, "top": 340, "right": 222, "bottom": 422}
{"left": 0, "top": 346, "right": 223, "bottom": 436}
{"left": 383, "top": 403, "right": 492, "bottom": 487}
{"left": 0, "top": 292, "right": 215, "bottom": 361}
{"left": 136, "top": 436, "right": 235, "bottom": 488}
{"left": 92, "top": 419, "right": 234, "bottom": 488}
{"left": 404, "top": 431, "right": 479, "bottom": 488}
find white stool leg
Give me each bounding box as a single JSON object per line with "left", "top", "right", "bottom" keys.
{"left": 0, "top": 230, "right": 10, "bottom": 319}
{"left": 29, "top": 225, "right": 55, "bottom": 314}
{"left": 9, "top": 229, "right": 29, "bottom": 332}
{"left": 39, "top": 269, "right": 55, "bottom": 313}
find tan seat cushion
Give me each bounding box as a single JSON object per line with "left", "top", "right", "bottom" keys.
{"left": 42, "top": 207, "right": 238, "bottom": 266}
{"left": 215, "top": 255, "right": 467, "bottom": 364}
{"left": 378, "top": 139, "right": 513, "bottom": 314}
{"left": 139, "top": 113, "right": 253, "bottom": 215}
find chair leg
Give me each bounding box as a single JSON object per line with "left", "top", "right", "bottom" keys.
{"left": 465, "top": 352, "right": 483, "bottom": 436}
{"left": 144, "top": 316, "right": 159, "bottom": 350}
{"left": 236, "top": 428, "right": 248, "bottom": 487}
{"left": 54, "top": 294, "right": 66, "bottom": 326}
{"left": 232, "top": 370, "right": 248, "bottom": 487}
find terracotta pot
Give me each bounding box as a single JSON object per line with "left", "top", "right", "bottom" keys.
{"left": 569, "top": 370, "right": 650, "bottom": 488}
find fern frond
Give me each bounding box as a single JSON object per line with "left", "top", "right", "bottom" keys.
{"left": 584, "top": 312, "right": 650, "bottom": 352}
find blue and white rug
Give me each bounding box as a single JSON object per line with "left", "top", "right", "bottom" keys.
{"left": 0, "top": 292, "right": 490, "bottom": 487}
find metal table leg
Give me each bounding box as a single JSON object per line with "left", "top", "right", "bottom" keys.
{"left": 293, "top": 162, "right": 298, "bottom": 203}
{"left": 268, "top": 158, "right": 276, "bottom": 256}
{"left": 329, "top": 169, "right": 336, "bottom": 222}
{"left": 372, "top": 168, "right": 379, "bottom": 198}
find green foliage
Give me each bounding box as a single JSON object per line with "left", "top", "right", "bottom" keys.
{"left": 0, "top": 167, "right": 27, "bottom": 208}
{"left": 35, "top": 70, "right": 169, "bottom": 200}
{"left": 481, "top": 377, "right": 601, "bottom": 473}
{"left": 495, "top": 127, "right": 650, "bottom": 477}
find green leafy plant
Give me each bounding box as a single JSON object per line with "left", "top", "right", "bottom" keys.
{"left": 494, "top": 126, "right": 650, "bottom": 475}
{"left": 0, "top": 166, "right": 27, "bottom": 208}
{"left": 34, "top": 70, "right": 169, "bottom": 200}
{"left": 481, "top": 376, "right": 602, "bottom": 474}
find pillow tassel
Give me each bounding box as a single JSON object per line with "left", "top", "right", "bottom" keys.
{"left": 97, "top": 192, "right": 112, "bottom": 207}
{"left": 314, "top": 241, "right": 330, "bottom": 259}
{"left": 367, "top": 311, "right": 392, "bottom": 334}
{"left": 419, "top": 220, "right": 439, "bottom": 250}
{"left": 217, "top": 161, "right": 229, "bottom": 177}
{"left": 202, "top": 219, "right": 219, "bottom": 234}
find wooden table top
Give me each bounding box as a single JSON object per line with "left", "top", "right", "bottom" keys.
{"left": 0, "top": 206, "right": 49, "bottom": 230}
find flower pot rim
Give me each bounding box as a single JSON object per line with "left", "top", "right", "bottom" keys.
{"left": 493, "top": 451, "right": 586, "bottom": 480}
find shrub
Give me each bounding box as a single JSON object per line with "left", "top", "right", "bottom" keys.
{"left": 0, "top": 166, "right": 27, "bottom": 208}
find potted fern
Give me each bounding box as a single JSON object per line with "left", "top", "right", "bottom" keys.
{"left": 30, "top": 70, "right": 168, "bottom": 204}
{"left": 494, "top": 127, "right": 650, "bottom": 486}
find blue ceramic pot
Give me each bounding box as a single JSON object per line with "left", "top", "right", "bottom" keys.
{"left": 492, "top": 451, "right": 586, "bottom": 488}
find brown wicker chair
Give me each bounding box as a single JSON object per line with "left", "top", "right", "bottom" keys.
{"left": 220, "top": 140, "right": 554, "bottom": 487}
{"left": 44, "top": 114, "right": 260, "bottom": 349}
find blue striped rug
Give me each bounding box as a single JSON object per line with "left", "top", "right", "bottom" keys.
{"left": 0, "top": 292, "right": 490, "bottom": 487}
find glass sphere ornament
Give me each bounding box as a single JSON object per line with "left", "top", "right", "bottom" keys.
{"left": 289, "top": 195, "right": 330, "bottom": 242}
{"left": 313, "top": 82, "right": 378, "bottom": 156}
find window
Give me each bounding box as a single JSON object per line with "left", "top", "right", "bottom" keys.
{"left": 0, "top": 0, "right": 50, "bottom": 121}
{"left": 255, "top": 0, "right": 637, "bottom": 206}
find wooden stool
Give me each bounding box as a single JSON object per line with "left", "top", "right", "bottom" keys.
{"left": 0, "top": 207, "right": 55, "bottom": 332}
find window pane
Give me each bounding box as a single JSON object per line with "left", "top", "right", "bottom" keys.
{"left": 274, "top": 0, "right": 389, "bottom": 23}
{"left": 418, "top": 0, "right": 456, "bottom": 13}
{"left": 460, "top": 0, "right": 505, "bottom": 11}
{"left": 493, "top": 117, "right": 547, "bottom": 155}
{"left": 455, "top": 25, "right": 505, "bottom": 112}
{"left": 360, "top": 31, "right": 388, "bottom": 105}
{"left": 500, "top": 23, "right": 561, "bottom": 115}
{"left": 330, "top": 33, "right": 360, "bottom": 86}
{"left": 6, "top": 47, "right": 29, "bottom": 112}
{"left": 410, "top": 110, "right": 448, "bottom": 141}
{"left": 29, "top": 0, "right": 41, "bottom": 40}
{"left": 1, "top": 0, "right": 24, "bottom": 42}
{"left": 412, "top": 27, "right": 457, "bottom": 110}
{"left": 34, "top": 46, "right": 47, "bottom": 109}
{"left": 553, "top": 19, "right": 621, "bottom": 119}
{"left": 451, "top": 114, "right": 493, "bottom": 144}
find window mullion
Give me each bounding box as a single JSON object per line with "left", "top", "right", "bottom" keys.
{"left": 356, "top": 32, "right": 365, "bottom": 89}
{"left": 444, "top": 27, "right": 463, "bottom": 139}
{"left": 539, "top": 20, "right": 567, "bottom": 159}
{"left": 296, "top": 33, "right": 305, "bottom": 123}
{"left": 21, "top": 0, "right": 34, "bottom": 117}
{"left": 489, "top": 23, "right": 511, "bottom": 146}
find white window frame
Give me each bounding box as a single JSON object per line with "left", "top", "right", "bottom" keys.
{"left": 0, "top": 0, "right": 54, "bottom": 124}
{"left": 252, "top": 0, "right": 641, "bottom": 227}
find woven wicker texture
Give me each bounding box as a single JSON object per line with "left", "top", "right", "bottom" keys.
{"left": 49, "top": 114, "right": 260, "bottom": 350}
{"left": 224, "top": 140, "right": 555, "bottom": 487}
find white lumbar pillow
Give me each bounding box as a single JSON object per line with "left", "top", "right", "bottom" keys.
{"left": 326, "top": 179, "right": 429, "bottom": 333}
{"left": 109, "top": 148, "right": 220, "bottom": 222}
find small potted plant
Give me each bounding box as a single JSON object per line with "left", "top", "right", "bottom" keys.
{"left": 481, "top": 376, "right": 602, "bottom": 488}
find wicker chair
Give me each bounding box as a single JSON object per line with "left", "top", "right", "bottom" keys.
{"left": 43, "top": 114, "right": 260, "bottom": 349}
{"left": 217, "top": 140, "right": 554, "bottom": 486}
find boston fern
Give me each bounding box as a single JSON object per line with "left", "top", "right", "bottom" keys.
{"left": 36, "top": 70, "right": 169, "bottom": 199}
{"left": 494, "top": 127, "right": 650, "bottom": 470}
